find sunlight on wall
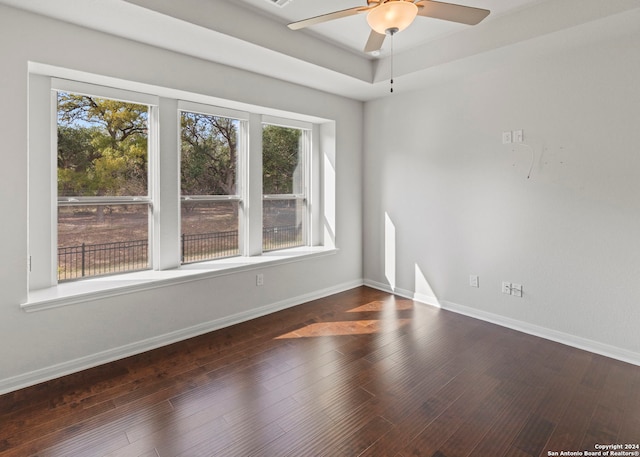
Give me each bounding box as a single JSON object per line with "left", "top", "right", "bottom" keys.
{"left": 384, "top": 212, "right": 396, "bottom": 289}
{"left": 323, "top": 153, "right": 336, "bottom": 247}
{"left": 414, "top": 263, "right": 440, "bottom": 308}
{"left": 321, "top": 122, "right": 336, "bottom": 248}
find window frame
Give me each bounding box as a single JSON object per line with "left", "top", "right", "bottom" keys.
{"left": 26, "top": 67, "right": 335, "bottom": 306}
{"left": 178, "top": 101, "right": 249, "bottom": 262}
{"left": 29, "top": 77, "right": 161, "bottom": 288}
{"left": 261, "top": 116, "right": 312, "bottom": 252}
{"left": 55, "top": 87, "right": 156, "bottom": 281}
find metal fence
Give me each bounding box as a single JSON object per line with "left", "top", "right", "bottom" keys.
{"left": 58, "top": 239, "right": 148, "bottom": 281}
{"left": 58, "top": 225, "right": 302, "bottom": 281}
{"left": 181, "top": 230, "right": 239, "bottom": 263}
{"left": 263, "top": 225, "right": 302, "bottom": 252}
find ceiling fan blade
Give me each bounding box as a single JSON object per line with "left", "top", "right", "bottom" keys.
{"left": 364, "top": 30, "right": 386, "bottom": 53}
{"left": 287, "top": 6, "right": 370, "bottom": 30}
{"left": 415, "top": 0, "right": 490, "bottom": 25}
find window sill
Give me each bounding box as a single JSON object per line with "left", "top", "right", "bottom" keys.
{"left": 22, "top": 246, "right": 337, "bottom": 312}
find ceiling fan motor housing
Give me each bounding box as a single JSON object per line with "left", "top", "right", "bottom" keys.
{"left": 366, "top": 1, "right": 419, "bottom": 35}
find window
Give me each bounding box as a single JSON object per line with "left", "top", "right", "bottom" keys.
{"left": 179, "top": 106, "right": 244, "bottom": 263}
{"left": 27, "top": 70, "right": 333, "bottom": 296}
{"left": 262, "top": 122, "right": 309, "bottom": 252}
{"left": 56, "top": 91, "right": 152, "bottom": 281}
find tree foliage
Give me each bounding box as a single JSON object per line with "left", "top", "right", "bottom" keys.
{"left": 57, "top": 93, "right": 148, "bottom": 197}
{"left": 57, "top": 94, "right": 304, "bottom": 201}
{"left": 262, "top": 125, "right": 302, "bottom": 194}
{"left": 180, "top": 112, "right": 237, "bottom": 195}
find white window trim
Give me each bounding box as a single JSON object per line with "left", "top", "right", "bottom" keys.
{"left": 178, "top": 100, "right": 250, "bottom": 122}
{"left": 30, "top": 79, "right": 160, "bottom": 288}
{"left": 26, "top": 68, "right": 336, "bottom": 311}
{"left": 53, "top": 78, "right": 158, "bottom": 106}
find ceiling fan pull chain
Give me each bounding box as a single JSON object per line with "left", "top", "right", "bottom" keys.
{"left": 390, "top": 28, "right": 395, "bottom": 93}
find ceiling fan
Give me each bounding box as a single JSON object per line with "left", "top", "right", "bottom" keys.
{"left": 287, "top": 0, "right": 490, "bottom": 53}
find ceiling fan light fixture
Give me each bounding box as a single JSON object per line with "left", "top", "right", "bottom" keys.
{"left": 366, "top": 1, "right": 418, "bottom": 35}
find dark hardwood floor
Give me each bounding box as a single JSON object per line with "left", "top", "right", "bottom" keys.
{"left": 1, "top": 286, "right": 638, "bottom": 457}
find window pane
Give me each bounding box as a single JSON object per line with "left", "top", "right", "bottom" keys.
{"left": 180, "top": 111, "right": 240, "bottom": 264}
{"left": 262, "top": 124, "right": 306, "bottom": 252}
{"left": 181, "top": 112, "right": 239, "bottom": 196}
{"left": 181, "top": 201, "right": 239, "bottom": 262}
{"left": 262, "top": 125, "right": 303, "bottom": 195}
{"left": 57, "top": 92, "right": 149, "bottom": 197}
{"left": 57, "top": 92, "right": 150, "bottom": 282}
{"left": 263, "top": 199, "right": 304, "bottom": 251}
{"left": 58, "top": 205, "right": 149, "bottom": 281}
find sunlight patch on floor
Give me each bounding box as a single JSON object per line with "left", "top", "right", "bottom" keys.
{"left": 347, "top": 300, "right": 413, "bottom": 313}
{"left": 275, "top": 319, "right": 411, "bottom": 339}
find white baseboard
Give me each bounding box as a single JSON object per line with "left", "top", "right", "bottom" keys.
{"left": 364, "top": 280, "right": 640, "bottom": 367}
{"left": 0, "top": 279, "right": 364, "bottom": 395}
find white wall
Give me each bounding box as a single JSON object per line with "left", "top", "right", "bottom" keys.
{"left": 364, "top": 11, "right": 640, "bottom": 363}
{"left": 0, "top": 5, "right": 363, "bottom": 392}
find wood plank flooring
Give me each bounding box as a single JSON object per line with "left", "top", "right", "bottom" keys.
{"left": 1, "top": 286, "right": 638, "bottom": 456}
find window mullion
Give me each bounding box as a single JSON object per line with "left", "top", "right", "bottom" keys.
{"left": 246, "top": 113, "right": 264, "bottom": 256}
{"left": 155, "top": 98, "right": 181, "bottom": 270}
{"left": 310, "top": 124, "right": 321, "bottom": 246}
{"left": 303, "top": 128, "right": 312, "bottom": 246}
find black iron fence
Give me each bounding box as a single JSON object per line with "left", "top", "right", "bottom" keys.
{"left": 181, "top": 230, "right": 239, "bottom": 263}
{"left": 58, "top": 225, "right": 302, "bottom": 281}
{"left": 262, "top": 225, "right": 302, "bottom": 252}
{"left": 58, "top": 239, "right": 148, "bottom": 282}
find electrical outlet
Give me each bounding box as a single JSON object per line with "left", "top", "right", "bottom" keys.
{"left": 469, "top": 275, "right": 479, "bottom": 288}
{"left": 513, "top": 130, "right": 524, "bottom": 143}
{"left": 511, "top": 283, "right": 523, "bottom": 297}
{"left": 256, "top": 273, "right": 264, "bottom": 286}
{"left": 502, "top": 281, "right": 512, "bottom": 294}
{"left": 502, "top": 131, "right": 512, "bottom": 144}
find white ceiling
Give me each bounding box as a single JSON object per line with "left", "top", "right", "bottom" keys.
{"left": 1, "top": 0, "right": 639, "bottom": 100}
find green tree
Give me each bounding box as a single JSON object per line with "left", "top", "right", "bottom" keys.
{"left": 262, "top": 125, "right": 301, "bottom": 194}
{"left": 57, "top": 93, "right": 148, "bottom": 198}
{"left": 57, "top": 125, "right": 100, "bottom": 196}
{"left": 180, "top": 112, "right": 237, "bottom": 195}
